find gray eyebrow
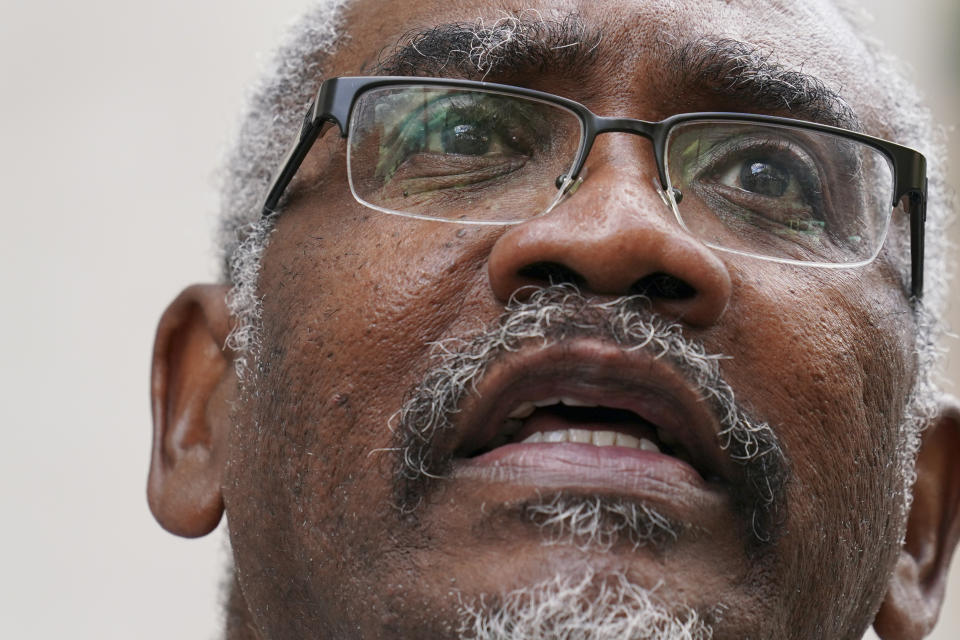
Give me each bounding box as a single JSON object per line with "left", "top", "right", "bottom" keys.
{"left": 668, "top": 36, "right": 862, "bottom": 132}
{"left": 374, "top": 13, "right": 602, "bottom": 80}
{"left": 375, "top": 16, "right": 860, "bottom": 131}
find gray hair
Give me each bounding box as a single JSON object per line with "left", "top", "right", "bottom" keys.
{"left": 216, "top": 1, "right": 953, "bottom": 498}
{"left": 220, "top": 0, "right": 349, "bottom": 376}
{"left": 456, "top": 569, "right": 714, "bottom": 640}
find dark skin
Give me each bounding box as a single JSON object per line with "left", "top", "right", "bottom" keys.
{"left": 149, "top": 0, "right": 960, "bottom": 638}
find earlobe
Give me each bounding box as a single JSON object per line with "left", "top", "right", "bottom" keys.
{"left": 148, "top": 284, "right": 235, "bottom": 538}
{"left": 874, "top": 397, "right": 960, "bottom": 640}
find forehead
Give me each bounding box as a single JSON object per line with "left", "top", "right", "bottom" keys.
{"left": 331, "top": 0, "right": 878, "bottom": 125}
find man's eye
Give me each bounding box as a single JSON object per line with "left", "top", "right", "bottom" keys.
{"left": 707, "top": 146, "right": 820, "bottom": 206}
{"left": 735, "top": 159, "right": 791, "bottom": 197}
{"left": 347, "top": 86, "right": 582, "bottom": 222}
{"left": 397, "top": 101, "right": 531, "bottom": 161}
{"left": 666, "top": 123, "right": 888, "bottom": 263}
{"left": 367, "top": 94, "right": 544, "bottom": 200}
{"left": 441, "top": 122, "right": 492, "bottom": 156}
{"left": 692, "top": 140, "right": 826, "bottom": 231}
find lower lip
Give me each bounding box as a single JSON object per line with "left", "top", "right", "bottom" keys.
{"left": 454, "top": 442, "right": 714, "bottom": 497}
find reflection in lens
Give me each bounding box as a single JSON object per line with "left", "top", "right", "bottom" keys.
{"left": 348, "top": 86, "right": 583, "bottom": 223}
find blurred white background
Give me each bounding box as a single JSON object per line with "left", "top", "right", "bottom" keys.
{"left": 0, "top": 1, "right": 956, "bottom": 638}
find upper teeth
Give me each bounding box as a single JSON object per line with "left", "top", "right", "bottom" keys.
{"left": 520, "top": 429, "right": 661, "bottom": 452}
{"left": 502, "top": 398, "right": 662, "bottom": 453}
{"left": 507, "top": 396, "right": 599, "bottom": 419}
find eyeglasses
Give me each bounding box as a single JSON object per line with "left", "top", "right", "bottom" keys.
{"left": 263, "top": 76, "right": 928, "bottom": 297}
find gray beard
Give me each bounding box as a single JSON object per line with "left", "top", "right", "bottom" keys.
{"left": 457, "top": 569, "right": 714, "bottom": 640}
{"left": 391, "top": 284, "right": 789, "bottom": 546}
{"left": 522, "top": 492, "right": 683, "bottom": 551}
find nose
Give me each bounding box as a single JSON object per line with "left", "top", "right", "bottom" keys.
{"left": 487, "top": 162, "right": 732, "bottom": 327}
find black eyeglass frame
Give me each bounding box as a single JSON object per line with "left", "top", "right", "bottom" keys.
{"left": 262, "top": 75, "right": 928, "bottom": 298}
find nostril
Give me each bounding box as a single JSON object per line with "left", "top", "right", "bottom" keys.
{"left": 517, "top": 261, "right": 586, "bottom": 288}
{"left": 631, "top": 272, "right": 696, "bottom": 300}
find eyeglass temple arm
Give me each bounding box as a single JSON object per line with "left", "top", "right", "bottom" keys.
{"left": 261, "top": 79, "right": 352, "bottom": 215}
{"left": 909, "top": 180, "right": 927, "bottom": 299}
{"left": 261, "top": 115, "right": 334, "bottom": 215}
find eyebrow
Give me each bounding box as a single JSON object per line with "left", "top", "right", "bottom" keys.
{"left": 670, "top": 36, "right": 862, "bottom": 131}
{"left": 374, "top": 15, "right": 861, "bottom": 132}
{"left": 374, "top": 13, "right": 602, "bottom": 80}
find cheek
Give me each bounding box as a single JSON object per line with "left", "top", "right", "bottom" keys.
{"left": 224, "top": 203, "right": 509, "bottom": 621}
{"left": 263, "top": 205, "right": 504, "bottom": 419}
{"left": 723, "top": 262, "right": 913, "bottom": 627}
{"left": 726, "top": 264, "right": 911, "bottom": 463}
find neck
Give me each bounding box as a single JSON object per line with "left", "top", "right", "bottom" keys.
{"left": 224, "top": 566, "right": 262, "bottom": 640}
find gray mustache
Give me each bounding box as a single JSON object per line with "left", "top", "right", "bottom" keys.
{"left": 391, "top": 284, "right": 788, "bottom": 545}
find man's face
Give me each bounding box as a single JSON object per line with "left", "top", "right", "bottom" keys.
{"left": 203, "top": 0, "right": 936, "bottom": 638}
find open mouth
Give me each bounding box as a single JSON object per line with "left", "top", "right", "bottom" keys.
{"left": 449, "top": 341, "right": 734, "bottom": 488}
{"left": 464, "top": 399, "right": 702, "bottom": 472}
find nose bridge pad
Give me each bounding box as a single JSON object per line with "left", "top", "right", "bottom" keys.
{"left": 547, "top": 169, "right": 678, "bottom": 221}
{"left": 653, "top": 176, "right": 674, "bottom": 210}
{"left": 544, "top": 171, "right": 587, "bottom": 215}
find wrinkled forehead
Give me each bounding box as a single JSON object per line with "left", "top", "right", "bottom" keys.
{"left": 331, "top": 0, "right": 880, "bottom": 130}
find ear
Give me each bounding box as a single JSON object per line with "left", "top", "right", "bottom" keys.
{"left": 874, "top": 396, "right": 960, "bottom": 639}
{"left": 148, "top": 284, "right": 235, "bottom": 538}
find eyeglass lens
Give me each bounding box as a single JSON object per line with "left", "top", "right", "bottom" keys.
{"left": 346, "top": 85, "right": 895, "bottom": 266}
{"left": 347, "top": 86, "right": 581, "bottom": 223}
{"left": 665, "top": 121, "right": 895, "bottom": 266}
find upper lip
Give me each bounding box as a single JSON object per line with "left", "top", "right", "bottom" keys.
{"left": 451, "top": 338, "right": 738, "bottom": 484}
